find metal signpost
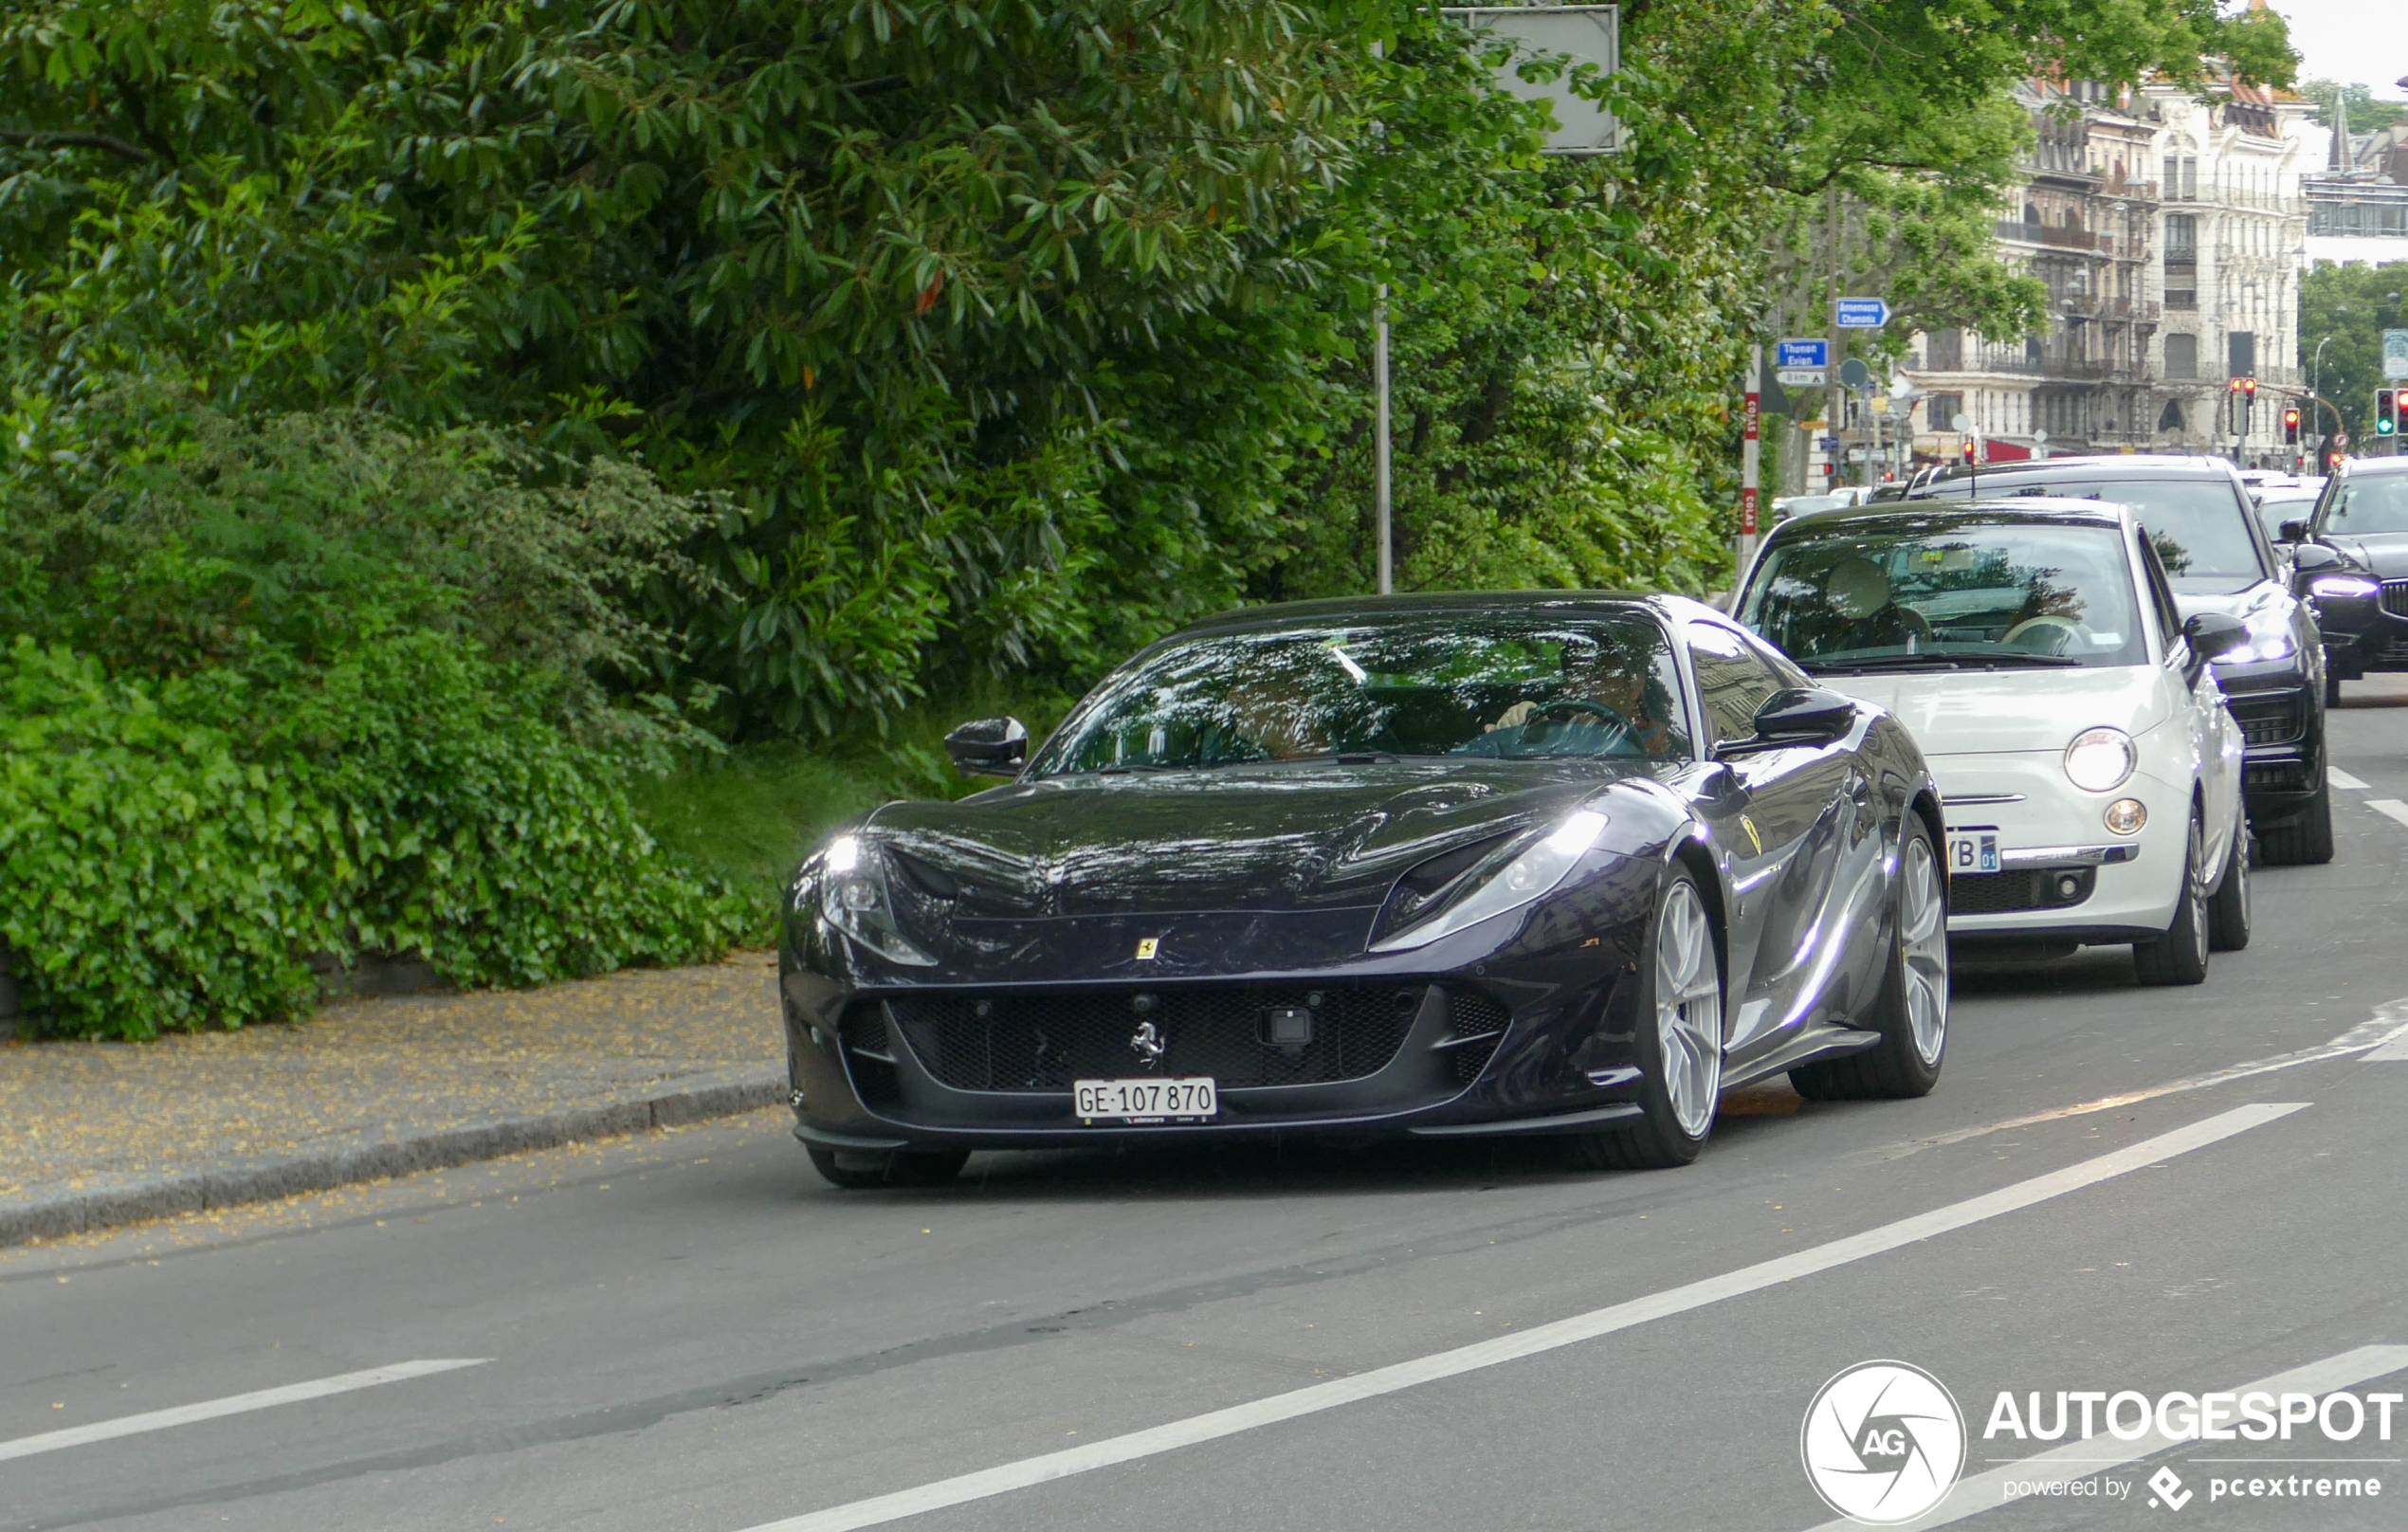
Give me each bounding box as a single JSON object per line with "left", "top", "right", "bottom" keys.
{"left": 1373, "top": 7, "right": 1616, "bottom": 589}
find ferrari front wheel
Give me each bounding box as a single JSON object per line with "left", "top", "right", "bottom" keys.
{"left": 1567, "top": 868, "right": 1723, "bottom": 1171}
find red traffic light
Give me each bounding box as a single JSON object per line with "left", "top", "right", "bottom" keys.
{"left": 2242, "top": 376, "right": 2258, "bottom": 397}
{"left": 2283, "top": 407, "right": 2301, "bottom": 427}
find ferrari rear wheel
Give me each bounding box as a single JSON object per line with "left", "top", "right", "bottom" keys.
{"left": 807, "top": 1146, "right": 970, "bottom": 1190}
{"left": 1792, "top": 817, "right": 1947, "bottom": 1101}
{"left": 1566, "top": 868, "right": 1722, "bottom": 1171}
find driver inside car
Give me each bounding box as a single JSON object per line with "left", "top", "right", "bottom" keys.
{"left": 1479, "top": 647, "right": 1679, "bottom": 756}
{"left": 1815, "top": 556, "right": 1931, "bottom": 653}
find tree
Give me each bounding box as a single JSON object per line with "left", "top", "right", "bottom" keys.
{"left": 2301, "top": 261, "right": 2408, "bottom": 444}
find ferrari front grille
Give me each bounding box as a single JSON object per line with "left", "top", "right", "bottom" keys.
{"left": 1444, "top": 990, "right": 1512, "bottom": 1085}
{"left": 883, "top": 983, "right": 1425, "bottom": 1092}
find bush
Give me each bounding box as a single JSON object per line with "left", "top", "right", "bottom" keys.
{"left": 0, "top": 399, "right": 752, "bottom": 1039}
{"left": 0, "top": 630, "right": 753, "bottom": 1040}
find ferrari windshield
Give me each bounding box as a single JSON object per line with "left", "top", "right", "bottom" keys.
{"left": 1740, "top": 515, "right": 2148, "bottom": 671}
{"left": 2321, "top": 471, "right": 2408, "bottom": 535}
{"left": 1031, "top": 614, "right": 1691, "bottom": 775}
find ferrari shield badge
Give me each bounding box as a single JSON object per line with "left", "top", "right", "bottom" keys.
{"left": 1135, "top": 937, "right": 1159, "bottom": 960}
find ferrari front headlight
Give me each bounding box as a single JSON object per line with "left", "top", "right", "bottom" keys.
{"left": 2063, "top": 728, "right": 2137, "bottom": 793}
{"left": 812, "top": 834, "right": 937, "bottom": 966}
{"left": 1370, "top": 811, "right": 1609, "bottom": 953}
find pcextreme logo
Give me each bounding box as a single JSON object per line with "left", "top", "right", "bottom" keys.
{"left": 1801, "top": 1360, "right": 1968, "bottom": 1524}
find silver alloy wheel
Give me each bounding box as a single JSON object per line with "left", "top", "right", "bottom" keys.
{"left": 1655, "top": 881, "right": 1723, "bottom": 1138}
{"left": 2186, "top": 816, "right": 2209, "bottom": 968}
{"left": 1899, "top": 836, "right": 1949, "bottom": 1067}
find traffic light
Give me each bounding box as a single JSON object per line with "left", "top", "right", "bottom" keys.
{"left": 1960, "top": 435, "right": 1978, "bottom": 465}
{"left": 2380, "top": 390, "right": 2399, "bottom": 437}
{"left": 2241, "top": 376, "right": 2258, "bottom": 401}
{"left": 2284, "top": 407, "right": 2301, "bottom": 445}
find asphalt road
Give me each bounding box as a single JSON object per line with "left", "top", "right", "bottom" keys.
{"left": 9, "top": 684, "right": 2408, "bottom": 1532}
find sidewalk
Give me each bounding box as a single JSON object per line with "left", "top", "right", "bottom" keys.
{"left": 0, "top": 954, "right": 785, "bottom": 1247}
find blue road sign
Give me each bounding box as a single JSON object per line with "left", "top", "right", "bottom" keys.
{"left": 1777, "top": 338, "right": 1830, "bottom": 369}
{"left": 1834, "top": 297, "right": 1890, "bottom": 328}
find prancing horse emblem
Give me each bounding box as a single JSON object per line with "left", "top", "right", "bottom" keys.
{"left": 1129, "top": 1021, "right": 1165, "bottom": 1065}
{"left": 1135, "top": 937, "right": 1159, "bottom": 959}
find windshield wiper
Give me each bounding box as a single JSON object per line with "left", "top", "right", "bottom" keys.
{"left": 1800, "top": 650, "right": 2081, "bottom": 672}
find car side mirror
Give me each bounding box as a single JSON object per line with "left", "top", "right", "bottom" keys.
{"left": 2278, "top": 519, "right": 2310, "bottom": 544}
{"left": 2180, "top": 611, "right": 2250, "bottom": 665}
{"left": 943, "top": 717, "right": 1029, "bottom": 777}
{"left": 1718, "top": 687, "right": 1855, "bottom": 757}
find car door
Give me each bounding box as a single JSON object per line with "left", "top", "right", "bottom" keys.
{"left": 2137, "top": 530, "right": 2242, "bottom": 869}
{"left": 1682, "top": 620, "right": 1854, "bottom": 1064}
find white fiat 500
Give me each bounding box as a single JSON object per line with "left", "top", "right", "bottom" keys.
{"left": 1734, "top": 497, "right": 2251, "bottom": 984}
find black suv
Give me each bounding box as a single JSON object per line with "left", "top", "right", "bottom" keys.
{"left": 1906, "top": 455, "right": 2332, "bottom": 864}
{"left": 2283, "top": 457, "right": 2408, "bottom": 698}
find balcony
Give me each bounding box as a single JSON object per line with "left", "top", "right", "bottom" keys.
{"left": 1997, "top": 219, "right": 2102, "bottom": 250}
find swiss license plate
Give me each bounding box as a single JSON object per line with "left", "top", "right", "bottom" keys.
{"left": 1946, "top": 830, "right": 2001, "bottom": 875}
{"left": 1073, "top": 1077, "right": 1218, "bottom": 1122}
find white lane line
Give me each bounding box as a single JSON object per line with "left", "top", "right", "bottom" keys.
{"left": 1803, "top": 1343, "right": 2408, "bottom": 1531}
{"left": 0, "top": 1359, "right": 488, "bottom": 1463}
{"left": 2366, "top": 798, "right": 2408, "bottom": 830}
{"left": 736, "top": 1103, "right": 2306, "bottom": 1532}
{"left": 2329, "top": 767, "right": 2371, "bottom": 791}
{"left": 1884, "top": 998, "right": 2408, "bottom": 1156}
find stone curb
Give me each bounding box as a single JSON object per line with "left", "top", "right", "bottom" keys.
{"left": 0, "top": 1068, "right": 784, "bottom": 1249}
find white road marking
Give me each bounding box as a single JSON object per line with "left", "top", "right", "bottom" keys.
{"left": 1803, "top": 1343, "right": 2408, "bottom": 1530}
{"left": 735, "top": 1103, "right": 2307, "bottom": 1532}
{"left": 2328, "top": 767, "right": 2371, "bottom": 791}
{"left": 1884, "top": 998, "right": 2408, "bottom": 1155}
{"left": 0, "top": 1359, "right": 488, "bottom": 1463}
{"left": 2366, "top": 798, "right": 2408, "bottom": 830}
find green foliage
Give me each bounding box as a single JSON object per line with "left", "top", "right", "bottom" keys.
{"left": 2300, "top": 263, "right": 2408, "bottom": 444}
{"left": 2301, "top": 80, "right": 2408, "bottom": 136}
{"left": 0, "top": 396, "right": 751, "bottom": 1038}
{"left": 0, "top": 629, "right": 753, "bottom": 1041}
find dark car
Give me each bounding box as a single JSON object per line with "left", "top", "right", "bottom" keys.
{"left": 1905, "top": 455, "right": 2333, "bottom": 864}
{"left": 2285, "top": 458, "right": 2408, "bottom": 698}
{"left": 779, "top": 593, "right": 1949, "bottom": 1187}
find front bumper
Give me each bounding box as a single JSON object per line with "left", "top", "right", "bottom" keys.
{"left": 2326, "top": 586, "right": 2408, "bottom": 676}
{"left": 779, "top": 960, "right": 1657, "bottom": 1153}
{"left": 1934, "top": 753, "right": 2184, "bottom": 942}
{"left": 2216, "top": 661, "right": 2324, "bottom": 817}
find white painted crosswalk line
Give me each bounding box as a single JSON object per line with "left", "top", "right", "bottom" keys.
{"left": 0, "top": 1359, "right": 488, "bottom": 1462}
{"left": 736, "top": 1103, "right": 2306, "bottom": 1532}
{"left": 2328, "top": 767, "right": 2370, "bottom": 791}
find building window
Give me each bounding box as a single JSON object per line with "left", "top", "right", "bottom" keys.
{"left": 2164, "top": 334, "right": 2198, "bottom": 379}
{"left": 1926, "top": 392, "right": 1963, "bottom": 431}
{"left": 1925, "top": 329, "right": 1964, "bottom": 370}
{"left": 2228, "top": 331, "right": 2256, "bottom": 377}
{"left": 2164, "top": 213, "right": 2197, "bottom": 258}
{"left": 2159, "top": 398, "right": 2185, "bottom": 434}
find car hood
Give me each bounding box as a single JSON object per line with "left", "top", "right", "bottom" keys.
{"left": 864, "top": 758, "right": 1658, "bottom": 919}
{"left": 2322, "top": 532, "right": 2408, "bottom": 578}
{"left": 2169, "top": 579, "right": 2286, "bottom": 622}
{"left": 1811, "top": 666, "right": 2164, "bottom": 755}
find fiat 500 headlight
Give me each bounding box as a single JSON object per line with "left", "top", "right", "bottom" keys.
{"left": 2064, "top": 727, "right": 2137, "bottom": 793}
{"left": 811, "top": 834, "right": 936, "bottom": 966}
{"left": 1371, "top": 811, "right": 1609, "bottom": 953}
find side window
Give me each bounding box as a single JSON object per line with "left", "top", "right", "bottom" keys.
{"left": 2135, "top": 532, "right": 2185, "bottom": 656}
{"left": 1689, "top": 623, "right": 1792, "bottom": 744}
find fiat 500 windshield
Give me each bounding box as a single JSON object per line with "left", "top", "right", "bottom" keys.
{"left": 1029, "top": 615, "right": 1691, "bottom": 775}
{"left": 1740, "top": 518, "right": 2146, "bottom": 672}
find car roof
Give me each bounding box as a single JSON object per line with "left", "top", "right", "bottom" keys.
{"left": 1768, "top": 494, "right": 2132, "bottom": 535}
{"left": 2337, "top": 456, "right": 2408, "bottom": 476}
{"left": 1171, "top": 589, "right": 1714, "bottom": 640}
{"left": 1909, "top": 453, "right": 2239, "bottom": 491}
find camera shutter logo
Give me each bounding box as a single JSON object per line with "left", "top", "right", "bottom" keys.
{"left": 1800, "top": 1360, "right": 1966, "bottom": 1524}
